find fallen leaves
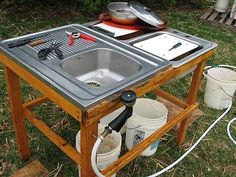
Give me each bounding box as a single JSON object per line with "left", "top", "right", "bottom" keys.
{"left": 0, "top": 161, "right": 13, "bottom": 176}
{"left": 0, "top": 122, "right": 10, "bottom": 132}
{"left": 224, "top": 165, "right": 236, "bottom": 174}
{"left": 51, "top": 117, "right": 70, "bottom": 132}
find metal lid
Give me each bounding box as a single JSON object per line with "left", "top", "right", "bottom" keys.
{"left": 129, "top": 1, "right": 164, "bottom": 27}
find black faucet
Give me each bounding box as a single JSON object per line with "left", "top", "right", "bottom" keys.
{"left": 101, "top": 90, "right": 137, "bottom": 137}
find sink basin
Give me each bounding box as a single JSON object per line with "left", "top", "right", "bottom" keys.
{"left": 60, "top": 48, "right": 142, "bottom": 87}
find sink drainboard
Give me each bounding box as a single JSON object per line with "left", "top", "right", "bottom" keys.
{"left": 28, "top": 27, "right": 98, "bottom": 60}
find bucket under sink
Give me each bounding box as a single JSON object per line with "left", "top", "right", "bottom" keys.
{"left": 60, "top": 48, "right": 142, "bottom": 87}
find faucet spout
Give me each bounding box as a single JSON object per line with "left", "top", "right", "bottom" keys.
{"left": 101, "top": 90, "right": 137, "bottom": 137}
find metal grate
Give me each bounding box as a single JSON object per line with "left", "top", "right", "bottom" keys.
{"left": 28, "top": 28, "right": 98, "bottom": 60}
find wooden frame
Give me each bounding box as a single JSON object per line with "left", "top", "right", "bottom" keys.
{"left": 0, "top": 49, "right": 213, "bottom": 177}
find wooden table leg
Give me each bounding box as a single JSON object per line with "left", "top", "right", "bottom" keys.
{"left": 80, "top": 114, "right": 98, "bottom": 177}
{"left": 4, "top": 67, "right": 31, "bottom": 160}
{"left": 176, "top": 60, "right": 206, "bottom": 146}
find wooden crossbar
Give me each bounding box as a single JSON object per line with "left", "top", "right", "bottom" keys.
{"left": 23, "top": 96, "right": 49, "bottom": 109}
{"left": 24, "top": 108, "right": 81, "bottom": 166}
{"left": 102, "top": 102, "right": 199, "bottom": 177}
{"left": 153, "top": 88, "right": 189, "bottom": 108}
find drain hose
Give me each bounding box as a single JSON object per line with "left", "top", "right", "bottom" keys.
{"left": 148, "top": 100, "right": 233, "bottom": 177}
{"left": 227, "top": 114, "right": 236, "bottom": 145}
{"left": 91, "top": 90, "right": 136, "bottom": 177}
{"left": 91, "top": 136, "right": 104, "bottom": 177}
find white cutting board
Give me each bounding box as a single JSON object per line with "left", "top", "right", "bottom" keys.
{"left": 133, "top": 34, "right": 199, "bottom": 61}
{"left": 93, "top": 23, "right": 138, "bottom": 37}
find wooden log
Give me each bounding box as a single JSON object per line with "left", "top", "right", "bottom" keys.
{"left": 102, "top": 103, "right": 199, "bottom": 177}
{"left": 4, "top": 67, "right": 31, "bottom": 160}
{"left": 24, "top": 108, "right": 81, "bottom": 165}
{"left": 10, "top": 160, "right": 48, "bottom": 177}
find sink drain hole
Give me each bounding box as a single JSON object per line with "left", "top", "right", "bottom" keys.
{"left": 86, "top": 81, "right": 101, "bottom": 87}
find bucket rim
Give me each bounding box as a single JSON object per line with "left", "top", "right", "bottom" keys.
{"left": 207, "top": 68, "right": 236, "bottom": 84}
{"left": 134, "top": 98, "right": 168, "bottom": 120}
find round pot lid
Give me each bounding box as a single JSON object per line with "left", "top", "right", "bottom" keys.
{"left": 129, "top": 1, "right": 164, "bottom": 27}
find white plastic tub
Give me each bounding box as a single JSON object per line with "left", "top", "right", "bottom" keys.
{"left": 204, "top": 68, "right": 236, "bottom": 110}
{"left": 215, "top": 0, "right": 230, "bottom": 12}
{"left": 125, "top": 98, "right": 168, "bottom": 156}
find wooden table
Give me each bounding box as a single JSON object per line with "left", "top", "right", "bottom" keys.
{"left": 0, "top": 48, "right": 213, "bottom": 176}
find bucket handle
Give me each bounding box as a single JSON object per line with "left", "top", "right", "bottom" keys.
{"left": 219, "top": 86, "right": 234, "bottom": 99}
{"left": 203, "top": 65, "right": 236, "bottom": 78}
{"left": 204, "top": 65, "right": 235, "bottom": 99}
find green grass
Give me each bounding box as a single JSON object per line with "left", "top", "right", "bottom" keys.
{"left": 0, "top": 1, "right": 236, "bottom": 176}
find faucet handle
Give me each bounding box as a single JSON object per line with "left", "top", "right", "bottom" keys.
{"left": 120, "top": 90, "right": 136, "bottom": 107}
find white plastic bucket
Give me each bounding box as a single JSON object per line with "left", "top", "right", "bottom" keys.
{"left": 215, "top": 0, "right": 229, "bottom": 12}
{"left": 204, "top": 68, "right": 236, "bottom": 110}
{"left": 100, "top": 106, "right": 126, "bottom": 134}
{"left": 76, "top": 124, "right": 122, "bottom": 177}
{"left": 125, "top": 98, "right": 168, "bottom": 156}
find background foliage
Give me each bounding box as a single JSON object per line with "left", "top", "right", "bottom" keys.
{"left": 1, "top": 0, "right": 212, "bottom": 12}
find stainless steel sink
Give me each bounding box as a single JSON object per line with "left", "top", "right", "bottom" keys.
{"left": 60, "top": 48, "right": 141, "bottom": 87}
{"left": 0, "top": 23, "right": 217, "bottom": 108}
{"left": 0, "top": 24, "right": 171, "bottom": 108}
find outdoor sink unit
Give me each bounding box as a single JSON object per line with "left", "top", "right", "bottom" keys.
{"left": 0, "top": 24, "right": 217, "bottom": 109}
{"left": 0, "top": 24, "right": 170, "bottom": 109}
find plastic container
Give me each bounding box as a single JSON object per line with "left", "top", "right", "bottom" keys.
{"left": 204, "top": 68, "right": 236, "bottom": 110}
{"left": 215, "top": 0, "right": 230, "bottom": 12}
{"left": 100, "top": 106, "right": 126, "bottom": 134}
{"left": 125, "top": 98, "right": 168, "bottom": 156}
{"left": 76, "top": 124, "right": 122, "bottom": 177}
